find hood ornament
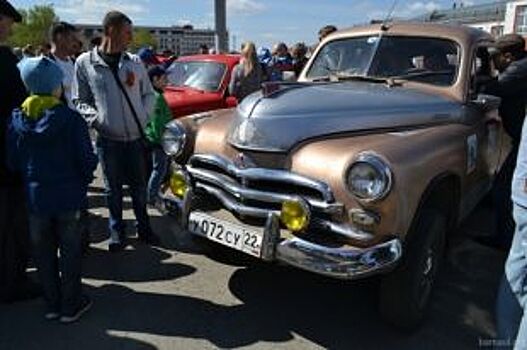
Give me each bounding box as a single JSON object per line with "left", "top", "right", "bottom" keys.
{"left": 233, "top": 153, "right": 255, "bottom": 169}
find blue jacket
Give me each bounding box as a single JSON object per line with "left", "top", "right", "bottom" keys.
{"left": 6, "top": 104, "right": 97, "bottom": 215}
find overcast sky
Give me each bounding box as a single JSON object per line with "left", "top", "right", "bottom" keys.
{"left": 13, "top": 0, "right": 487, "bottom": 48}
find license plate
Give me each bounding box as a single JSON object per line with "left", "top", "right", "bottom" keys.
{"left": 188, "top": 212, "right": 263, "bottom": 257}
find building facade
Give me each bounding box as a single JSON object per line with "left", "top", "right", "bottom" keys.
{"left": 505, "top": 1, "right": 527, "bottom": 34}
{"left": 76, "top": 24, "right": 220, "bottom": 56}
{"left": 416, "top": 1, "right": 507, "bottom": 37}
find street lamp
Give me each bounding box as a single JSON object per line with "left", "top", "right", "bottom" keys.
{"left": 214, "top": 0, "right": 228, "bottom": 53}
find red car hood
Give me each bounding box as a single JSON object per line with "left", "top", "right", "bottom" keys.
{"left": 164, "top": 85, "right": 223, "bottom": 117}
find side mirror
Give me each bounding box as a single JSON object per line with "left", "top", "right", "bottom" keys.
{"left": 226, "top": 96, "right": 238, "bottom": 108}
{"left": 471, "top": 94, "right": 501, "bottom": 112}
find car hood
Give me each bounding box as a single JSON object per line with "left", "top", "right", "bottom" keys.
{"left": 164, "top": 86, "right": 222, "bottom": 117}
{"left": 227, "top": 82, "right": 462, "bottom": 152}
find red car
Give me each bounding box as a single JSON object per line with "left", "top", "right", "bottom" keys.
{"left": 164, "top": 54, "right": 240, "bottom": 117}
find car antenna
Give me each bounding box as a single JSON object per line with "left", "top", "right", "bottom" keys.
{"left": 381, "top": 0, "right": 399, "bottom": 31}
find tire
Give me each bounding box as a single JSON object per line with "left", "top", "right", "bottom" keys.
{"left": 379, "top": 209, "right": 447, "bottom": 331}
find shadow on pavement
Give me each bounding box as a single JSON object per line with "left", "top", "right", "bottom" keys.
{"left": 0, "top": 188, "right": 508, "bottom": 350}
{"left": 82, "top": 245, "right": 196, "bottom": 283}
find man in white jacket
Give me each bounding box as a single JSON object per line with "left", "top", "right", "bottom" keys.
{"left": 73, "top": 11, "right": 158, "bottom": 252}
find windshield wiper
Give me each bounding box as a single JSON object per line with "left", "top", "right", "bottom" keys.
{"left": 392, "top": 70, "right": 452, "bottom": 80}
{"left": 314, "top": 72, "right": 400, "bottom": 87}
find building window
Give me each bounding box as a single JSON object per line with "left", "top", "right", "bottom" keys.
{"left": 491, "top": 25, "right": 504, "bottom": 37}
{"left": 515, "top": 5, "right": 527, "bottom": 34}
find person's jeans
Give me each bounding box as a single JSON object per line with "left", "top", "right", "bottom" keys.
{"left": 97, "top": 138, "right": 152, "bottom": 243}
{"left": 147, "top": 146, "right": 169, "bottom": 204}
{"left": 29, "top": 211, "right": 82, "bottom": 314}
{"left": 497, "top": 204, "right": 527, "bottom": 349}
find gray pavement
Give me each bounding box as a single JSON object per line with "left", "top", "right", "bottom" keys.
{"left": 0, "top": 170, "right": 507, "bottom": 349}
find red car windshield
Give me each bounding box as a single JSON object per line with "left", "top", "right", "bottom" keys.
{"left": 167, "top": 61, "right": 227, "bottom": 92}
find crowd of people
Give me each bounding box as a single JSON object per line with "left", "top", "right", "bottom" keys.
{"left": 1, "top": 0, "right": 527, "bottom": 347}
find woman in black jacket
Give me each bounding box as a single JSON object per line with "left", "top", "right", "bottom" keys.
{"left": 0, "top": 0, "right": 39, "bottom": 302}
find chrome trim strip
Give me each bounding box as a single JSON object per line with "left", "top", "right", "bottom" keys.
{"left": 188, "top": 166, "right": 343, "bottom": 214}
{"left": 316, "top": 219, "right": 375, "bottom": 242}
{"left": 190, "top": 154, "right": 335, "bottom": 202}
{"left": 196, "top": 183, "right": 280, "bottom": 218}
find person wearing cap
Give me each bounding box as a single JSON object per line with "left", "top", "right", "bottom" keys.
{"left": 487, "top": 34, "right": 527, "bottom": 347}
{"left": 0, "top": 0, "right": 40, "bottom": 303}
{"left": 144, "top": 66, "right": 172, "bottom": 206}
{"left": 137, "top": 47, "right": 160, "bottom": 68}
{"left": 6, "top": 56, "right": 97, "bottom": 322}
{"left": 476, "top": 35, "right": 527, "bottom": 251}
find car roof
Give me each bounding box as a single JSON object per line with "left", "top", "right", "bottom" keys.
{"left": 177, "top": 54, "right": 241, "bottom": 65}
{"left": 324, "top": 22, "right": 493, "bottom": 47}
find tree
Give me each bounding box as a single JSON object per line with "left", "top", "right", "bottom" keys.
{"left": 131, "top": 28, "right": 158, "bottom": 52}
{"left": 7, "top": 5, "right": 58, "bottom": 48}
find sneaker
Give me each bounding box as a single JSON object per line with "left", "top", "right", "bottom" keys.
{"left": 44, "top": 311, "right": 60, "bottom": 321}
{"left": 59, "top": 297, "right": 92, "bottom": 324}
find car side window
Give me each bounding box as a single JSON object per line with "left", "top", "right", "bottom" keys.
{"left": 469, "top": 46, "right": 496, "bottom": 97}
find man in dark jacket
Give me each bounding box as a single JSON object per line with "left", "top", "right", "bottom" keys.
{"left": 0, "top": 0, "right": 38, "bottom": 302}
{"left": 480, "top": 34, "right": 527, "bottom": 250}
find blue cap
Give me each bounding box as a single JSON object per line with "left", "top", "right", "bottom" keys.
{"left": 257, "top": 47, "right": 272, "bottom": 64}
{"left": 138, "top": 47, "right": 159, "bottom": 65}
{"left": 19, "top": 57, "right": 64, "bottom": 95}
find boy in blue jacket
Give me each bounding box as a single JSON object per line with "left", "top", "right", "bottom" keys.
{"left": 6, "top": 57, "right": 97, "bottom": 323}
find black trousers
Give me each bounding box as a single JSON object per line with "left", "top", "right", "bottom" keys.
{"left": 0, "top": 186, "right": 30, "bottom": 302}
{"left": 493, "top": 146, "right": 518, "bottom": 249}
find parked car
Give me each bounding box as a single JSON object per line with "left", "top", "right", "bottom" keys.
{"left": 159, "top": 23, "right": 509, "bottom": 329}
{"left": 164, "top": 54, "right": 240, "bottom": 117}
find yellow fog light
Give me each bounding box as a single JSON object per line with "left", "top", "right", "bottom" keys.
{"left": 280, "top": 200, "right": 310, "bottom": 232}
{"left": 169, "top": 172, "right": 188, "bottom": 198}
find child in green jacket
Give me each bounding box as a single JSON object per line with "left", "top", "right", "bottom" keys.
{"left": 144, "top": 66, "right": 172, "bottom": 205}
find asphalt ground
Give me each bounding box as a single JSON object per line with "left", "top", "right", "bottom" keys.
{"left": 0, "top": 169, "right": 508, "bottom": 350}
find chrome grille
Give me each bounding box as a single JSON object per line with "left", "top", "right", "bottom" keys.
{"left": 187, "top": 154, "right": 343, "bottom": 217}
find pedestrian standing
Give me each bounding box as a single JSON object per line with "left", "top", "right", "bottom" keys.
{"left": 7, "top": 57, "right": 97, "bottom": 322}
{"left": 48, "top": 21, "right": 78, "bottom": 109}
{"left": 318, "top": 25, "right": 338, "bottom": 43}
{"left": 49, "top": 21, "right": 95, "bottom": 252}
{"left": 268, "top": 42, "right": 294, "bottom": 81}
{"left": 229, "top": 41, "right": 264, "bottom": 101}
{"left": 73, "top": 11, "right": 159, "bottom": 252}
{"left": 292, "top": 42, "right": 309, "bottom": 78}
{"left": 479, "top": 35, "right": 527, "bottom": 251}
{"left": 144, "top": 66, "right": 172, "bottom": 206}
{"left": 489, "top": 35, "right": 527, "bottom": 348}
{"left": 0, "top": 0, "right": 40, "bottom": 303}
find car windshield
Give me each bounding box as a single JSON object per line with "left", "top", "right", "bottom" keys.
{"left": 306, "top": 35, "right": 460, "bottom": 86}
{"left": 167, "top": 61, "right": 226, "bottom": 92}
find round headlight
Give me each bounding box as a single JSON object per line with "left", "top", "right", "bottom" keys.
{"left": 162, "top": 120, "right": 186, "bottom": 156}
{"left": 346, "top": 154, "right": 393, "bottom": 201}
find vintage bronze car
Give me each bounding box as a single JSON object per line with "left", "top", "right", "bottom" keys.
{"left": 160, "top": 23, "right": 508, "bottom": 329}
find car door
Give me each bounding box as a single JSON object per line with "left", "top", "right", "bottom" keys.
{"left": 468, "top": 45, "right": 507, "bottom": 179}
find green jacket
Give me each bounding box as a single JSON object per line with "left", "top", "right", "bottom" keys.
{"left": 145, "top": 91, "right": 173, "bottom": 145}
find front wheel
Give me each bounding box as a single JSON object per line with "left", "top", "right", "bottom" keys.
{"left": 379, "top": 209, "right": 447, "bottom": 331}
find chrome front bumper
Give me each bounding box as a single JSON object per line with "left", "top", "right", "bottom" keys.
{"left": 160, "top": 190, "right": 402, "bottom": 280}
